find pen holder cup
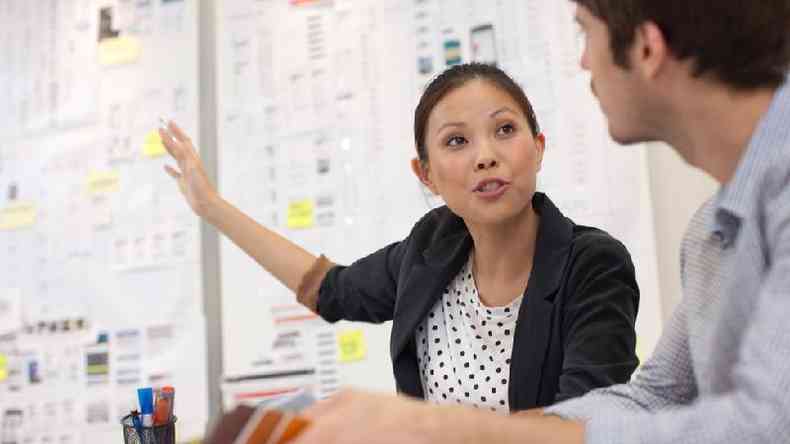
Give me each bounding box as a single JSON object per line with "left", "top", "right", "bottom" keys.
{"left": 121, "top": 414, "right": 177, "bottom": 444}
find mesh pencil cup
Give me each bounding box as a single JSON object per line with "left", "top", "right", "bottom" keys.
{"left": 121, "top": 414, "right": 177, "bottom": 444}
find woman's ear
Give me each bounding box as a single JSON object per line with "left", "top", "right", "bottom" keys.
{"left": 410, "top": 157, "right": 439, "bottom": 195}
{"left": 534, "top": 133, "right": 546, "bottom": 172}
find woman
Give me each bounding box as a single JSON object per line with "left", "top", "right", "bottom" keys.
{"left": 160, "top": 63, "right": 639, "bottom": 412}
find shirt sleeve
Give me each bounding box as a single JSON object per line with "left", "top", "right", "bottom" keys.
{"left": 549, "top": 202, "right": 790, "bottom": 443}
{"left": 588, "top": 249, "right": 790, "bottom": 444}
{"left": 553, "top": 234, "right": 640, "bottom": 403}
{"left": 313, "top": 238, "right": 409, "bottom": 324}
{"left": 296, "top": 254, "right": 337, "bottom": 313}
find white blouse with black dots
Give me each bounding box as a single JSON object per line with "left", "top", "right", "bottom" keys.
{"left": 415, "top": 254, "right": 522, "bottom": 414}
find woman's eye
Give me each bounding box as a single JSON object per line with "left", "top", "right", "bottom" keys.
{"left": 446, "top": 136, "right": 467, "bottom": 147}
{"left": 497, "top": 124, "right": 516, "bottom": 136}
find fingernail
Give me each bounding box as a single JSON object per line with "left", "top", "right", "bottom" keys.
{"left": 159, "top": 116, "right": 169, "bottom": 129}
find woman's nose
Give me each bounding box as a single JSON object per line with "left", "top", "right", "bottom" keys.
{"left": 476, "top": 158, "right": 497, "bottom": 171}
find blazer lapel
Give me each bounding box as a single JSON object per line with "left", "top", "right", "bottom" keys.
{"left": 390, "top": 230, "right": 472, "bottom": 364}
{"left": 509, "top": 193, "right": 573, "bottom": 410}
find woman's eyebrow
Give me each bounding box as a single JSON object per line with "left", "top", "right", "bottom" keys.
{"left": 490, "top": 106, "right": 517, "bottom": 118}
{"left": 435, "top": 121, "right": 466, "bottom": 135}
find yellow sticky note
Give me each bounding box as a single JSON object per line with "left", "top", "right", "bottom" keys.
{"left": 287, "top": 199, "right": 315, "bottom": 229}
{"left": 0, "top": 203, "right": 37, "bottom": 230}
{"left": 142, "top": 130, "right": 166, "bottom": 158}
{"left": 98, "top": 36, "right": 141, "bottom": 65}
{"left": 0, "top": 354, "right": 7, "bottom": 381}
{"left": 337, "top": 329, "right": 367, "bottom": 363}
{"left": 86, "top": 170, "right": 120, "bottom": 194}
{"left": 635, "top": 336, "right": 648, "bottom": 365}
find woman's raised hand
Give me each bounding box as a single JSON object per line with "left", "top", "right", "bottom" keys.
{"left": 158, "top": 119, "right": 319, "bottom": 295}
{"left": 159, "top": 120, "right": 219, "bottom": 218}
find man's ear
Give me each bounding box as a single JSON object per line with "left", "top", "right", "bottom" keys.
{"left": 632, "top": 21, "right": 669, "bottom": 79}
{"left": 534, "top": 133, "right": 546, "bottom": 172}
{"left": 410, "top": 157, "right": 439, "bottom": 195}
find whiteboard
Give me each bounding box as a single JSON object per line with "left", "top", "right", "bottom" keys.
{"left": 0, "top": 0, "right": 209, "bottom": 441}
{"left": 216, "top": 0, "right": 662, "bottom": 406}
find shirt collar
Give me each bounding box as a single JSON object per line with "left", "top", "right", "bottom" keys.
{"left": 708, "top": 78, "right": 790, "bottom": 246}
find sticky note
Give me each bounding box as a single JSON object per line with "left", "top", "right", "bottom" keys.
{"left": 0, "top": 203, "right": 36, "bottom": 230}
{"left": 0, "top": 354, "right": 7, "bottom": 381}
{"left": 337, "top": 329, "right": 367, "bottom": 363}
{"left": 142, "top": 130, "right": 166, "bottom": 158}
{"left": 636, "top": 336, "right": 647, "bottom": 363}
{"left": 287, "top": 199, "right": 315, "bottom": 229}
{"left": 86, "top": 170, "right": 120, "bottom": 194}
{"left": 98, "top": 36, "right": 141, "bottom": 65}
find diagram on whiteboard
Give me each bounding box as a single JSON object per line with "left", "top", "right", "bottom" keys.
{"left": 216, "top": 0, "right": 662, "bottom": 409}
{"left": 0, "top": 1, "right": 208, "bottom": 441}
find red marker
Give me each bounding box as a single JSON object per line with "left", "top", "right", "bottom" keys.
{"left": 154, "top": 386, "right": 175, "bottom": 425}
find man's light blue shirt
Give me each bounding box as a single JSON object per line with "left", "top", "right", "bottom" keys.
{"left": 546, "top": 78, "right": 790, "bottom": 444}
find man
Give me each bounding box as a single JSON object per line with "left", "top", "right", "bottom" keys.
{"left": 290, "top": 1, "right": 790, "bottom": 443}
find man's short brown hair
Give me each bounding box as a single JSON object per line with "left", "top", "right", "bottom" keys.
{"left": 572, "top": 0, "right": 790, "bottom": 89}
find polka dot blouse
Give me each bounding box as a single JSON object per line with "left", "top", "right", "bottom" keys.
{"left": 415, "top": 254, "right": 523, "bottom": 414}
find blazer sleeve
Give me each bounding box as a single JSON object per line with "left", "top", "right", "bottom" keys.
{"left": 315, "top": 236, "right": 410, "bottom": 324}
{"left": 554, "top": 233, "right": 640, "bottom": 403}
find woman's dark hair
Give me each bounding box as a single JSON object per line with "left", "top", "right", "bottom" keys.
{"left": 571, "top": 0, "right": 790, "bottom": 90}
{"left": 414, "top": 63, "right": 541, "bottom": 164}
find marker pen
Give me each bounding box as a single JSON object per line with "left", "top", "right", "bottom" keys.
{"left": 154, "top": 386, "right": 175, "bottom": 425}
{"left": 137, "top": 387, "right": 155, "bottom": 427}
{"left": 131, "top": 410, "right": 143, "bottom": 437}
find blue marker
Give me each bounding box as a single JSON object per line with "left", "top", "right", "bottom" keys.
{"left": 137, "top": 387, "right": 155, "bottom": 427}
{"left": 131, "top": 410, "right": 143, "bottom": 437}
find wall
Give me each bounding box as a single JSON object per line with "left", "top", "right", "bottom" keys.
{"left": 645, "top": 143, "right": 718, "bottom": 320}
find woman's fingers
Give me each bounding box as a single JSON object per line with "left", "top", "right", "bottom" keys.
{"left": 161, "top": 121, "right": 202, "bottom": 166}
{"left": 164, "top": 164, "right": 182, "bottom": 180}
{"left": 167, "top": 120, "right": 192, "bottom": 145}
{"left": 159, "top": 122, "right": 201, "bottom": 176}
{"left": 159, "top": 127, "right": 184, "bottom": 162}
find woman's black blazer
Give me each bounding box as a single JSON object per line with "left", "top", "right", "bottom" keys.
{"left": 316, "top": 192, "right": 639, "bottom": 410}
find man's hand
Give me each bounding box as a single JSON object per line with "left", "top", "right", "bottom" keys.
{"left": 289, "top": 389, "right": 585, "bottom": 444}
{"left": 512, "top": 408, "right": 545, "bottom": 418}
{"left": 290, "top": 389, "right": 443, "bottom": 444}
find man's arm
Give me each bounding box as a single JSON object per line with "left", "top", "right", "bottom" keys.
{"left": 548, "top": 223, "right": 790, "bottom": 444}
{"left": 291, "top": 390, "right": 585, "bottom": 444}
